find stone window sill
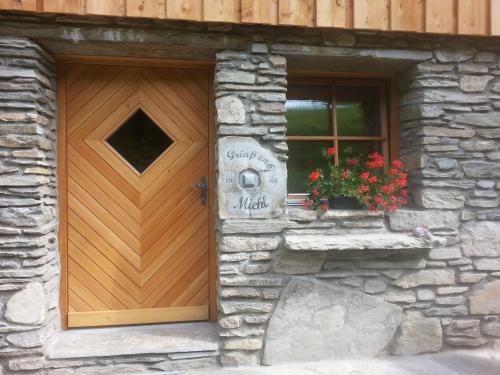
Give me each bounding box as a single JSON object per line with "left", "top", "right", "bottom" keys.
{"left": 287, "top": 206, "right": 384, "bottom": 223}
{"left": 283, "top": 232, "right": 433, "bottom": 254}
{"left": 285, "top": 207, "right": 441, "bottom": 257}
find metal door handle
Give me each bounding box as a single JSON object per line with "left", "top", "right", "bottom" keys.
{"left": 189, "top": 176, "right": 207, "bottom": 206}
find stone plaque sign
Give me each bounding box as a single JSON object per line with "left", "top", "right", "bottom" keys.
{"left": 218, "top": 137, "right": 286, "bottom": 219}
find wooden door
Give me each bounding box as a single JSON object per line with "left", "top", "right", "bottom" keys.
{"left": 59, "top": 62, "right": 212, "bottom": 328}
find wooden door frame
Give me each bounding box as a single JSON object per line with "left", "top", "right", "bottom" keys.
{"left": 56, "top": 55, "right": 217, "bottom": 330}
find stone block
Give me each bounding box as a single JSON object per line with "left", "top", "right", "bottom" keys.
{"left": 435, "top": 296, "right": 465, "bottom": 305}
{"left": 393, "top": 312, "right": 442, "bottom": 355}
{"left": 461, "top": 222, "right": 500, "bottom": 257}
{"left": 364, "top": 278, "right": 386, "bottom": 294}
{"left": 220, "top": 236, "right": 281, "bottom": 252}
{"left": 429, "top": 247, "right": 462, "bottom": 260}
{"left": 273, "top": 252, "right": 326, "bottom": 275}
{"left": 384, "top": 290, "right": 417, "bottom": 303}
{"left": 263, "top": 278, "right": 402, "bottom": 365}
{"left": 219, "top": 316, "right": 241, "bottom": 329}
{"left": 5, "top": 282, "right": 46, "bottom": 324}
{"left": 470, "top": 281, "right": 500, "bottom": 314}
{"left": 482, "top": 322, "right": 500, "bottom": 337}
{"left": 447, "top": 337, "right": 487, "bottom": 347}
{"left": 434, "top": 42, "right": 477, "bottom": 63}
{"left": 393, "top": 270, "right": 455, "bottom": 289}
{"left": 216, "top": 96, "right": 246, "bottom": 124}
{"left": 219, "top": 301, "right": 273, "bottom": 314}
{"left": 473, "top": 258, "right": 500, "bottom": 271}
{"left": 9, "top": 357, "right": 44, "bottom": 371}
{"left": 220, "top": 351, "right": 260, "bottom": 367}
{"left": 459, "top": 75, "right": 494, "bottom": 92}
{"left": 417, "top": 289, "right": 435, "bottom": 301}
{"left": 445, "top": 320, "right": 481, "bottom": 338}
{"left": 224, "top": 338, "right": 262, "bottom": 350}
{"left": 414, "top": 189, "right": 465, "bottom": 209}
{"left": 437, "top": 286, "right": 469, "bottom": 294}
{"left": 455, "top": 112, "right": 500, "bottom": 128}
{"left": 420, "top": 126, "right": 475, "bottom": 138}
{"left": 460, "top": 139, "right": 496, "bottom": 151}
{"left": 216, "top": 71, "right": 256, "bottom": 85}
{"left": 388, "top": 209, "right": 460, "bottom": 232}
{"left": 424, "top": 305, "right": 469, "bottom": 317}
{"left": 459, "top": 272, "right": 487, "bottom": 283}
{"left": 463, "top": 161, "right": 500, "bottom": 178}
{"left": 6, "top": 329, "right": 44, "bottom": 348}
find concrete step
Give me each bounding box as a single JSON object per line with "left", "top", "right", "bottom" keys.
{"left": 47, "top": 322, "right": 219, "bottom": 359}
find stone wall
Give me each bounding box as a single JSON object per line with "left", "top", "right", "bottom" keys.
{"left": 215, "top": 41, "right": 500, "bottom": 366}
{"left": 0, "top": 36, "right": 59, "bottom": 373}
{"left": 1, "top": 13, "right": 500, "bottom": 373}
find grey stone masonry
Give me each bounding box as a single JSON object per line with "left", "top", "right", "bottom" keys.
{"left": 215, "top": 47, "right": 287, "bottom": 367}
{"left": 0, "top": 36, "right": 58, "bottom": 374}
{"left": 215, "top": 38, "right": 500, "bottom": 367}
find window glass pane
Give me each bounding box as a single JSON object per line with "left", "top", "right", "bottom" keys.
{"left": 286, "top": 86, "right": 332, "bottom": 136}
{"left": 107, "top": 109, "right": 173, "bottom": 173}
{"left": 287, "top": 141, "right": 332, "bottom": 194}
{"left": 336, "top": 86, "right": 381, "bottom": 137}
{"left": 338, "top": 141, "right": 383, "bottom": 166}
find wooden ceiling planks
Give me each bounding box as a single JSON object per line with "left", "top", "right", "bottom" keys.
{"left": 0, "top": 0, "right": 499, "bottom": 37}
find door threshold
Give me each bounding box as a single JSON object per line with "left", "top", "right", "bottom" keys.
{"left": 47, "top": 322, "right": 219, "bottom": 360}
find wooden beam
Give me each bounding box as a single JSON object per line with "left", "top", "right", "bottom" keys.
{"left": 493, "top": 0, "right": 500, "bottom": 36}
{"left": 0, "top": 0, "right": 37, "bottom": 11}
{"left": 278, "top": 0, "right": 315, "bottom": 27}
{"left": 457, "top": 0, "right": 489, "bottom": 35}
{"left": 390, "top": 0, "right": 424, "bottom": 32}
{"left": 316, "top": 0, "right": 352, "bottom": 28}
{"left": 203, "top": 0, "right": 240, "bottom": 23}
{"left": 126, "top": 0, "right": 164, "bottom": 18}
{"left": 353, "top": 0, "right": 390, "bottom": 31}
{"left": 425, "top": 0, "right": 457, "bottom": 34}
{"left": 42, "top": 0, "right": 82, "bottom": 13}
{"left": 86, "top": 0, "right": 125, "bottom": 16}
{"left": 241, "top": 0, "right": 278, "bottom": 25}
{"left": 167, "top": 0, "right": 202, "bottom": 21}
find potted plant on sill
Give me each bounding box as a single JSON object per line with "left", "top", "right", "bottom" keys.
{"left": 303, "top": 147, "right": 408, "bottom": 213}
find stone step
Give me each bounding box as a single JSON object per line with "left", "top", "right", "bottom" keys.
{"left": 47, "top": 322, "right": 219, "bottom": 360}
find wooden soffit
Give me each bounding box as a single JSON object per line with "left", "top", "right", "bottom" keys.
{"left": 0, "top": 0, "right": 499, "bottom": 37}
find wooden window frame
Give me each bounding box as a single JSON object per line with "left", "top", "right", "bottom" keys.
{"left": 286, "top": 75, "right": 399, "bottom": 203}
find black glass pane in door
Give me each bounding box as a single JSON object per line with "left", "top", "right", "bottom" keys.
{"left": 107, "top": 109, "right": 173, "bottom": 173}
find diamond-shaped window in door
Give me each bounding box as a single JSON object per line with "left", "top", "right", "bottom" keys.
{"left": 106, "top": 109, "right": 174, "bottom": 174}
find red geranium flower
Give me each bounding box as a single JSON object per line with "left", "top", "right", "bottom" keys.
{"left": 341, "top": 169, "right": 350, "bottom": 179}
{"left": 327, "top": 147, "right": 336, "bottom": 156}
{"left": 309, "top": 170, "right": 321, "bottom": 181}
{"left": 348, "top": 159, "right": 358, "bottom": 166}
{"left": 358, "top": 185, "right": 369, "bottom": 193}
{"left": 360, "top": 172, "right": 370, "bottom": 180}
{"left": 368, "top": 176, "right": 378, "bottom": 184}
{"left": 312, "top": 187, "right": 320, "bottom": 197}
{"left": 319, "top": 203, "right": 329, "bottom": 211}
{"left": 382, "top": 184, "right": 395, "bottom": 194}
{"left": 392, "top": 160, "right": 403, "bottom": 169}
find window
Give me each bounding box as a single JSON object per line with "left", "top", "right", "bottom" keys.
{"left": 286, "top": 78, "right": 396, "bottom": 204}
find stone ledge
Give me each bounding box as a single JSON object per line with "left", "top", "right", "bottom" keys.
{"left": 284, "top": 232, "right": 435, "bottom": 254}
{"left": 46, "top": 322, "right": 219, "bottom": 359}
